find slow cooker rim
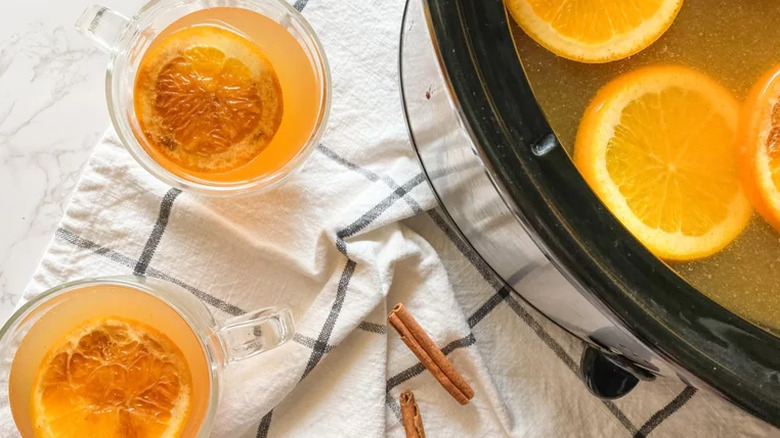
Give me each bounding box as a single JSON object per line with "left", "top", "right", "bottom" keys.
{"left": 422, "top": 0, "right": 780, "bottom": 425}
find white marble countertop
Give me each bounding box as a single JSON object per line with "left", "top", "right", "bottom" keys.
{"left": 0, "top": 0, "right": 144, "bottom": 324}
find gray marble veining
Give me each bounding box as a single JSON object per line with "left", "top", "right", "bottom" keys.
{"left": 0, "top": 0, "right": 144, "bottom": 324}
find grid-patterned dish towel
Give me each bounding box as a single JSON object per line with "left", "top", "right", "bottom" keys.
{"left": 1, "top": 0, "right": 776, "bottom": 437}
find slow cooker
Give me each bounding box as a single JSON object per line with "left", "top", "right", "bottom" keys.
{"left": 399, "top": 0, "right": 779, "bottom": 426}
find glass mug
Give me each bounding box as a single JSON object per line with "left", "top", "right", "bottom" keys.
{"left": 0, "top": 276, "right": 294, "bottom": 437}
{"left": 75, "top": 0, "right": 331, "bottom": 196}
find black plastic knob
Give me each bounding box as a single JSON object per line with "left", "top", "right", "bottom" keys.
{"left": 580, "top": 345, "right": 640, "bottom": 400}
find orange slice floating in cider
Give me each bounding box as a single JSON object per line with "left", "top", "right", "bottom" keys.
{"left": 505, "top": 0, "right": 684, "bottom": 63}
{"left": 30, "top": 316, "right": 192, "bottom": 438}
{"left": 574, "top": 65, "right": 752, "bottom": 261}
{"left": 134, "top": 25, "right": 283, "bottom": 173}
{"left": 738, "top": 65, "right": 780, "bottom": 232}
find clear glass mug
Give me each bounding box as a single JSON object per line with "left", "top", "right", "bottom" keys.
{"left": 75, "top": 0, "right": 331, "bottom": 196}
{"left": 0, "top": 277, "right": 294, "bottom": 437}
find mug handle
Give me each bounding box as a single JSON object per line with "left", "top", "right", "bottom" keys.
{"left": 74, "top": 4, "right": 129, "bottom": 52}
{"left": 218, "top": 307, "right": 295, "bottom": 363}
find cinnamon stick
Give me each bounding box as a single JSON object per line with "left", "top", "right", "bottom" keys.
{"left": 388, "top": 303, "right": 474, "bottom": 404}
{"left": 400, "top": 391, "right": 426, "bottom": 438}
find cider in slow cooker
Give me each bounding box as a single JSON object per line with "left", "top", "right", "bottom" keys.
{"left": 507, "top": 0, "right": 780, "bottom": 333}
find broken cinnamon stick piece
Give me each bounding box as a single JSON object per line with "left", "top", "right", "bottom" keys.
{"left": 400, "top": 391, "right": 426, "bottom": 438}
{"left": 389, "top": 303, "right": 474, "bottom": 404}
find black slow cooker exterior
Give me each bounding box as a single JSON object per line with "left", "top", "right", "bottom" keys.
{"left": 423, "top": 0, "right": 780, "bottom": 425}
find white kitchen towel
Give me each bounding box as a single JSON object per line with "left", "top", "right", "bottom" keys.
{"left": 1, "top": 0, "right": 776, "bottom": 437}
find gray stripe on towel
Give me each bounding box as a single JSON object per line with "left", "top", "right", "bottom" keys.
{"left": 633, "top": 387, "right": 697, "bottom": 438}
{"left": 133, "top": 188, "right": 181, "bottom": 276}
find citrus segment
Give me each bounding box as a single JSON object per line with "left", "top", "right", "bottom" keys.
{"left": 574, "top": 65, "right": 752, "bottom": 260}
{"left": 134, "top": 25, "right": 283, "bottom": 173}
{"left": 31, "top": 317, "right": 192, "bottom": 438}
{"left": 738, "top": 65, "right": 780, "bottom": 232}
{"left": 505, "top": 0, "right": 683, "bottom": 63}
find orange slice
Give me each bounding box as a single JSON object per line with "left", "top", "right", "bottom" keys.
{"left": 505, "top": 0, "right": 683, "bottom": 63}
{"left": 30, "top": 317, "right": 192, "bottom": 438}
{"left": 574, "top": 65, "right": 752, "bottom": 261}
{"left": 738, "top": 65, "right": 780, "bottom": 232}
{"left": 134, "top": 25, "right": 283, "bottom": 173}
